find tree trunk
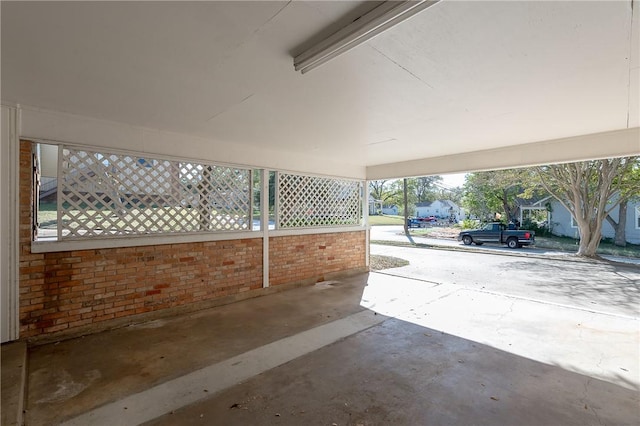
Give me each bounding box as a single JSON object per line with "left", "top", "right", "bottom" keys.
{"left": 605, "top": 200, "right": 627, "bottom": 247}
{"left": 575, "top": 216, "right": 604, "bottom": 257}
{"left": 501, "top": 190, "right": 511, "bottom": 222}
{"left": 403, "top": 178, "right": 414, "bottom": 244}
{"left": 536, "top": 157, "right": 638, "bottom": 258}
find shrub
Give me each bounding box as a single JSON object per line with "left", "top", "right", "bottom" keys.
{"left": 521, "top": 219, "right": 550, "bottom": 237}
{"left": 461, "top": 219, "right": 479, "bottom": 229}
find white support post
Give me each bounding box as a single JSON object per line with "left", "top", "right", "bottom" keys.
{"left": 274, "top": 171, "right": 279, "bottom": 229}
{"left": 519, "top": 208, "right": 523, "bottom": 228}
{"left": 363, "top": 181, "right": 370, "bottom": 268}
{"left": 57, "top": 145, "right": 63, "bottom": 240}
{"left": 261, "top": 169, "right": 269, "bottom": 288}
{"left": 249, "top": 169, "right": 254, "bottom": 232}
{"left": 1, "top": 105, "right": 20, "bottom": 342}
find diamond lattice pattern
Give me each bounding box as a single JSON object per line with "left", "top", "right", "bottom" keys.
{"left": 60, "top": 148, "right": 251, "bottom": 238}
{"left": 277, "top": 173, "right": 361, "bottom": 228}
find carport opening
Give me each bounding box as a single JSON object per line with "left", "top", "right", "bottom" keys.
{"left": 364, "top": 157, "right": 639, "bottom": 395}
{"left": 368, "top": 156, "right": 640, "bottom": 259}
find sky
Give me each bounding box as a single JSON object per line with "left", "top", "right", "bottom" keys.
{"left": 439, "top": 173, "right": 467, "bottom": 189}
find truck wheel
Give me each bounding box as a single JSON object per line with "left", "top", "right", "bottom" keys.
{"left": 462, "top": 235, "right": 473, "bottom": 245}
{"left": 507, "top": 237, "right": 518, "bottom": 249}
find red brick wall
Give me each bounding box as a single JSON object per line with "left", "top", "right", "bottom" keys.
{"left": 269, "top": 232, "right": 366, "bottom": 286}
{"left": 20, "top": 242, "right": 263, "bottom": 338}
{"left": 18, "top": 140, "right": 367, "bottom": 340}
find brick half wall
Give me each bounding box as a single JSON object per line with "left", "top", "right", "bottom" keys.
{"left": 18, "top": 141, "right": 367, "bottom": 341}
{"left": 269, "top": 233, "right": 366, "bottom": 286}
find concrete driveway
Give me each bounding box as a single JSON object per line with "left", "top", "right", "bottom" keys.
{"left": 370, "top": 243, "right": 640, "bottom": 318}
{"left": 21, "top": 245, "right": 640, "bottom": 425}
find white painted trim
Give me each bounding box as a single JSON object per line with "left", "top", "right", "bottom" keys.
{"left": 56, "top": 144, "right": 63, "bottom": 240}
{"left": 32, "top": 231, "right": 262, "bottom": 253}
{"left": 9, "top": 107, "right": 20, "bottom": 341}
{"left": 31, "top": 226, "right": 366, "bottom": 253}
{"left": 261, "top": 169, "right": 269, "bottom": 288}
{"left": 274, "top": 171, "right": 280, "bottom": 230}
{"left": 1, "top": 106, "right": 20, "bottom": 342}
{"left": 1, "top": 106, "right": 9, "bottom": 342}
{"left": 363, "top": 181, "right": 370, "bottom": 268}
{"left": 269, "top": 226, "right": 365, "bottom": 238}
{"left": 367, "top": 127, "right": 640, "bottom": 180}
{"left": 635, "top": 205, "right": 640, "bottom": 230}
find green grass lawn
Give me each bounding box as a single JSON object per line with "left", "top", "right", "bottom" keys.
{"left": 535, "top": 235, "right": 640, "bottom": 258}
{"left": 368, "top": 214, "right": 406, "bottom": 225}
{"left": 37, "top": 203, "right": 58, "bottom": 228}
{"left": 37, "top": 203, "right": 250, "bottom": 232}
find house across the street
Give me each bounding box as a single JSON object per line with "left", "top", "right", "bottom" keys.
{"left": 368, "top": 199, "right": 399, "bottom": 216}
{"left": 549, "top": 200, "right": 640, "bottom": 245}
{"left": 415, "top": 200, "right": 466, "bottom": 222}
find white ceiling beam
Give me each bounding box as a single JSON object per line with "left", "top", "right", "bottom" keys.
{"left": 366, "top": 127, "right": 640, "bottom": 180}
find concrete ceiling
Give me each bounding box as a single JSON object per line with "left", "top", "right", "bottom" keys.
{"left": 2, "top": 1, "right": 638, "bottom": 179}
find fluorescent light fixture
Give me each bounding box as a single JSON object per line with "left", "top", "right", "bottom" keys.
{"left": 294, "top": 0, "right": 439, "bottom": 74}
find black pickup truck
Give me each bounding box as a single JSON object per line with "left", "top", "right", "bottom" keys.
{"left": 457, "top": 222, "right": 535, "bottom": 249}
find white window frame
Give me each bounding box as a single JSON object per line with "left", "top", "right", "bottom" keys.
{"left": 571, "top": 215, "right": 578, "bottom": 228}
{"left": 635, "top": 205, "right": 640, "bottom": 230}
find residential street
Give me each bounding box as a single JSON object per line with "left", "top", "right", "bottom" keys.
{"left": 370, "top": 225, "right": 640, "bottom": 264}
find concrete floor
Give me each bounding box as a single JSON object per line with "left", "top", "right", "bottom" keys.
{"left": 25, "top": 276, "right": 370, "bottom": 425}
{"left": 1, "top": 341, "right": 26, "bottom": 426}
{"left": 146, "top": 319, "right": 638, "bottom": 426}
{"left": 19, "top": 251, "right": 640, "bottom": 425}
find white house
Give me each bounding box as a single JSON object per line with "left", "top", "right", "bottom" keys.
{"left": 549, "top": 200, "right": 640, "bottom": 245}
{"left": 368, "top": 199, "right": 398, "bottom": 216}
{"left": 382, "top": 205, "right": 399, "bottom": 215}
{"left": 415, "top": 200, "right": 466, "bottom": 221}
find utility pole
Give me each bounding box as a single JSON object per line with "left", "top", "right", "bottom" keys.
{"left": 403, "top": 178, "right": 414, "bottom": 244}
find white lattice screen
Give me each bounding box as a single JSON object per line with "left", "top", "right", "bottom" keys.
{"left": 277, "top": 173, "right": 361, "bottom": 228}
{"left": 59, "top": 147, "right": 252, "bottom": 239}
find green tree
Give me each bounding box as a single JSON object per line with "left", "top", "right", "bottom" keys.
{"left": 604, "top": 159, "right": 640, "bottom": 246}
{"left": 371, "top": 176, "right": 446, "bottom": 215}
{"left": 369, "top": 180, "right": 400, "bottom": 207}
{"left": 436, "top": 185, "right": 464, "bottom": 205}
{"left": 535, "top": 157, "right": 639, "bottom": 257}
{"left": 462, "top": 170, "right": 534, "bottom": 222}
{"left": 606, "top": 200, "right": 629, "bottom": 247}
{"left": 370, "top": 179, "right": 419, "bottom": 215}
{"left": 412, "top": 176, "right": 442, "bottom": 203}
